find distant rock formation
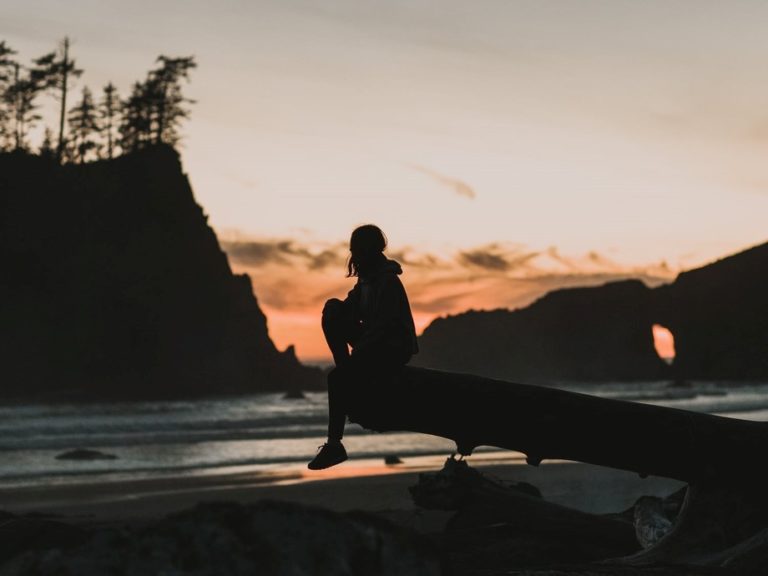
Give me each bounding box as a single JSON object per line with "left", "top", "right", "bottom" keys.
{"left": 654, "top": 242, "right": 768, "bottom": 380}
{"left": 416, "top": 280, "right": 669, "bottom": 383}
{"left": 416, "top": 242, "right": 768, "bottom": 383}
{"left": 0, "top": 146, "right": 322, "bottom": 399}
{"left": 55, "top": 449, "right": 117, "bottom": 461}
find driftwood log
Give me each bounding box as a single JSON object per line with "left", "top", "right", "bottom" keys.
{"left": 344, "top": 366, "right": 768, "bottom": 568}
{"left": 345, "top": 366, "right": 767, "bottom": 483}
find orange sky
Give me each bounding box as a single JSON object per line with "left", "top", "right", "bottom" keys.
{"left": 221, "top": 235, "right": 679, "bottom": 361}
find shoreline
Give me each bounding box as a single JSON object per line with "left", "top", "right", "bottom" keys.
{"left": 0, "top": 453, "right": 684, "bottom": 523}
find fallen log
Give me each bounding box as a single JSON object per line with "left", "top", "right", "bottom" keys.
{"left": 345, "top": 366, "right": 768, "bottom": 484}
{"left": 344, "top": 366, "right": 768, "bottom": 567}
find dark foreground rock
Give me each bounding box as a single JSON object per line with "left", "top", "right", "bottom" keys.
{"left": 4, "top": 501, "right": 439, "bottom": 576}
{"left": 1, "top": 474, "right": 753, "bottom": 576}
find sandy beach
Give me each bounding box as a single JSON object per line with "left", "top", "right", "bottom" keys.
{"left": 1, "top": 453, "right": 684, "bottom": 523}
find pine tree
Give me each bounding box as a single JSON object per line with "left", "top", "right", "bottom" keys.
{"left": 0, "top": 41, "right": 18, "bottom": 151}
{"left": 147, "top": 56, "right": 196, "bottom": 146}
{"left": 99, "top": 82, "right": 120, "bottom": 159}
{"left": 5, "top": 63, "right": 43, "bottom": 151}
{"left": 68, "top": 86, "right": 99, "bottom": 163}
{"left": 33, "top": 37, "right": 83, "bottom": 162}
{"left": 119, "top": 81, "right": 153, "bottom": 153}
{"left": 39, "top": 126, "right": 55, "bottom": 160}
{"left": 117, "top": 55, "right": 197, "bottom": 154}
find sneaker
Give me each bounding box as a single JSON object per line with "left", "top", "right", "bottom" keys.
{"left": 308, "top": 442, "right": 348, "bottom": 470}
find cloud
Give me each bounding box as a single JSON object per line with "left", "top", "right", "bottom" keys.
{"left": 457, "top": 244, "right": 539, "bottom": 272}
{"left": 222, "top": 239, "right": 345, "bottom": 271}
{"left": 222, "top": 240, "right": 294, "bottom": 267}
{"left": 410, "top": 164, "right": 477, "bottom": 199}
{"left": 388, "top": 248, "right": 448, "bottom": 270}
{"left": 544, "top": 246, "right": 581, "bottom": 271}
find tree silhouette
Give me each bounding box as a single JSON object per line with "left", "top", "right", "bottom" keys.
{"left": 68, "top": 86, "right": 100, "bottom": 163}
{"left": 147, "top": 56, "right": 196, "bottom": 146}
{"left": 119, "top": 56, "right": 196, "bottom": 152}
{"left": 0, "top": 40, "right": 198, "bottom": 159}
{"left": 33, "top": 37, "right": 83, "bottom": 162}
{"left": 119, "top": 81, "right": 153, "bottom": 153}
{"left": 0, "top": 41, "right": 18, "bottom": 151}
{"left": 4, "top": 63, "right": 43, "bottom": 151}
{"left": 99, "top": 82, "right": 120, "bottom": 159}
{"left": 39, "top": 126, "right": 55, "bottom": 160}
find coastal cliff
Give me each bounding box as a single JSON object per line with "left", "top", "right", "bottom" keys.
{"left": 0, "top": 146, "right": 322, "bottom": 399}
{"left": 416, "top": 242, "right": 768, "bottom": 383}
{"left": 654, "top": 242, "right": 768, "bottom": 380}
{"left": 415, "top": 280, "right": 669, "bottom": 383}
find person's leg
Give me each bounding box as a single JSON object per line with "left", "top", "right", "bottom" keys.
{"left": 308, "top": 363, "right": 349, "bottom": 469}
{"left": 310, "top": 300, "right": 355, "bottom": 470}
{"left": 322, "top": 298, "right": 351, "bottom": 367}
{"left": 326, "top": 367, "right": 347, "bottom": 443}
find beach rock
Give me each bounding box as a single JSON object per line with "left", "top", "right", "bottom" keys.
{"left": 384, "top": 454, "right": 403, "bottom": 465}
{"left": 20, "top": 500, "right": 439, "bottom": 576}
{"left": 55, "top": 449, "right": 117, "bottom": 461}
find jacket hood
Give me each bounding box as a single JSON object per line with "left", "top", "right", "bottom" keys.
{"left": 361, "top": 257, "right": 402, "bottom": 280}
{"left": 379, "top": 258, "right": 403, "bottom": 275}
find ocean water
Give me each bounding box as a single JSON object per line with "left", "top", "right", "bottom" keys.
{"left": 1, "top": 380, "right": 767, "bottom": 490}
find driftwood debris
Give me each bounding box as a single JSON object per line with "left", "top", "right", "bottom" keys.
{"left": 411, "top": 457, "right": 641, "bottom": 567}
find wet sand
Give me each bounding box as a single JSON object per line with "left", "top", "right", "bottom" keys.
{"left": 0, "top": 454, "right": 684, "bottom": 524}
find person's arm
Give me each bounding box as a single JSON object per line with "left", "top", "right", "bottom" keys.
{"left": 352, "top": 276, "right": 410, "bottom": 354}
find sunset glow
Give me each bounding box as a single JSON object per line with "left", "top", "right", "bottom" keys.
{"left": 4, "top": 1, "right": 768, "bottom": 360}
{"left": 652, "top": 324, "right": 676, "bottom": 361}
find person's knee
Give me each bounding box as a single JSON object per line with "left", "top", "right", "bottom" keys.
{"left": 323, "top": 298, "right": 343, "bottom": 318}
{"left": 322, "top": 299, "right": 345, "bottom": 331}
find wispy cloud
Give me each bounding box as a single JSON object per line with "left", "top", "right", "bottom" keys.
{"left": 410, "top": 164, "right": 477, "bottom": 199}
{"left": 458, "top": 243, "right": 539, "bottom": 272}
{"left": 221, "top": 239, "right": 345, "bottom": 271}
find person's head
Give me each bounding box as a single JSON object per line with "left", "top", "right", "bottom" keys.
{"left": 347, "top": 224, "right": 387, "bottom": 277}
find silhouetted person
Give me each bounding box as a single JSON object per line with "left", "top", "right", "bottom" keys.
{"left": 308, "top": 224, "right": 418, "bottom": 470}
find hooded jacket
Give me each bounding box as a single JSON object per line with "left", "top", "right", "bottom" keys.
{"left": 343, "top": 257, "right": 419, "bottom": 361}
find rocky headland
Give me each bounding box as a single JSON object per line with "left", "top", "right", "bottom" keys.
{"left": 0, "top": 146, "right": 323, "bottom": 400}
{"left": 416, "top": 242, "right": 768, "bottom": 384}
